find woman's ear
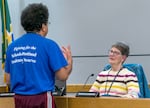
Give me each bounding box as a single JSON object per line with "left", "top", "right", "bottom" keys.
{"left": 122, "top": 55, "right": 127, "bottom": 63}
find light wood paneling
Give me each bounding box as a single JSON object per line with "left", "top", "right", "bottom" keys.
{"left": 1, "top": 95, "right": 150, "bottom": 108}
{"left": 0, "top": 85, "right": 7, "bottom": 92}
{"left": 66, "top": 84, "right": 92, "bottom": 92}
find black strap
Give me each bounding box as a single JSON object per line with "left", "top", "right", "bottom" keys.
{"left": 105, "top": 68, "right": 123, "bottom": 95}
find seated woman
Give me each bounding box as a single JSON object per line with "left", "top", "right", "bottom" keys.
{"left": 89, "top": 42, "right": 140, "bottom": 98}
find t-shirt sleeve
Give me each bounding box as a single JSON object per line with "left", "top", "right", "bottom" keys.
{"left": 47, "top": 41, "right": 68, "bottom": 72}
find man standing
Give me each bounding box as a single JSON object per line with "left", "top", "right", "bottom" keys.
{"left": 5, "top": 3, "right": 72, "bottom": 108}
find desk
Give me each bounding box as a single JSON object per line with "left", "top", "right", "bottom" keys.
{"left": 55, "top": 95, "right": 150, "bottom": 108}
{"left": 1, "top": 94, "right": 150, "bottom": 108}
{"left": 0, "top": 85, "right": 8, "bottom": 92}
{"left": 0, "top": 97, "right": 14, "bottom": 108}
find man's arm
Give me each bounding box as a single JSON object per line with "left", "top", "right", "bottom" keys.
{"left": 56, "top": 45, "right": 73, "bottom": 81}
{"left": 4, "top": 72, "right": 10, "bottom": 85}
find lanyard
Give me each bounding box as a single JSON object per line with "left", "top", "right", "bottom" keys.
{"left": 105, "top": 68, "right": 123, "bottom": 95}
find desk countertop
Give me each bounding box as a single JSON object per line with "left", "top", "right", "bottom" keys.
{"left": 1, "top": 93, "right": 150, "bottom": 108}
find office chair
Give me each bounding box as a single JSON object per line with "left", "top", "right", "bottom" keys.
{"left": 103, "top": 63, "right": 150, "bottom": 98}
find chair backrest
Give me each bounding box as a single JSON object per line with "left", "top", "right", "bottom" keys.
{"left": 103, "top": 63, "right": 150, "bottom": 98}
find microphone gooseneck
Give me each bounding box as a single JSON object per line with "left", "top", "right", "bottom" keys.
{"left": 76, "top": 73, "right": 99, "bottom": 97}
{"left": 81, "top": 73, "right": 94, "bottom": 91}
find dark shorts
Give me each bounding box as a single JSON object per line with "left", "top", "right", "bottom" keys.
{"left": 14, "top": 92, "right": 55, "bottom": 108}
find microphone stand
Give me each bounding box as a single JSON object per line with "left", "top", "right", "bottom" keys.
{"left": 81, "top": 74, "right": 94, "bottom": 91}
{"left": 76, "top": 73, "right": 99, "bottom": 97}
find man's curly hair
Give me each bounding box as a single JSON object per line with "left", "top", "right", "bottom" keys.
{"left": 21, "top": 3, "right": 49, "bottom": 32}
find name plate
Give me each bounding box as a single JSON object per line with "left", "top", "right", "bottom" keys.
{"left": 76, "top": 92, "right": 99, "bottom": 97}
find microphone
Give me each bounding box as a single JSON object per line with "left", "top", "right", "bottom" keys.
{"left": 76, "top": 73, "right": 99, "bottom": 97}
{"left": 81, "top": 73, "right": 94, "bottom": 91}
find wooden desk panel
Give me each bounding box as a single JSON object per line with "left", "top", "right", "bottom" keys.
{"left": 67, "top": 97, "right": 150, "bottom": 108}
{"left": 54, "top": 96, "right": 68, "bottom": 108}
{"left": 1, "top": 95, "right": 150, "bottom": 108}
{"left": 0, "top": 97, "right": 14, "bottom": 108}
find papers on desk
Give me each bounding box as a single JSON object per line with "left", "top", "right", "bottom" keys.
{"left": 0, "top": 92, "right": 14, "bottom": 97}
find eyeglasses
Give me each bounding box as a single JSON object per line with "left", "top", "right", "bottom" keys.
{"left": 108, "top": 50, "right": 121, "bottom": 56}
{"left": 48, "top": 22, "right": 51, "bottom": 25}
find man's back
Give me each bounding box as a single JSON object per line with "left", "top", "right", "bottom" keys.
{"left": 5, "top": 33, "right": 68, "bottom": 95}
